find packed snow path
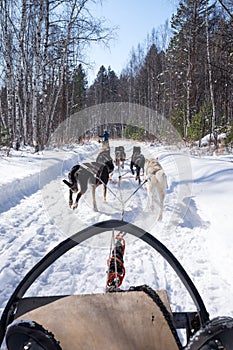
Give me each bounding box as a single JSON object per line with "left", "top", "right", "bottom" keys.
{"left": 0, "top": 141, "right": 233, "bottom": 342}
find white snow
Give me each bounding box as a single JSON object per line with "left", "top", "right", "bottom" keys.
{"left": 0, "top": 140, "right": 233, "bottom": 346}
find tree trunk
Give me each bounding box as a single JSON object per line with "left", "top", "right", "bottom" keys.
{"left": 32, "top": 0, "right": 44, "bottom": 152}
{"left": 205, "top": 0, "right": 217, "bottom": 148}
{"left": 2, "top": 0, "right": 14, "bottom": 145}
{"left": 185, "top": 38, "right": 191, "bottom": 139}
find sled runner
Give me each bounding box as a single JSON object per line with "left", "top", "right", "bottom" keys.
{"left": 0, "top": 219, "right": 233, "bottom": 349}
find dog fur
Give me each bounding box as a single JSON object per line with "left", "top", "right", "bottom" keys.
{"left": 130, "top": 146, "right": 145, "bottom": 184}
{"left": 144, "top": 158, "right": 166, "bottom": 221}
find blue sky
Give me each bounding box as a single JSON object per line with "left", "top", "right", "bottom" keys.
{"left": 86, "top": 0, "right": 177, "bottom": 84}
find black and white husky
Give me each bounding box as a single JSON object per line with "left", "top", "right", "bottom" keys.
{"left": 63, "top": 149, "right": 114, "bottom": 211}
{"left": 145, "top": 158, "right": 166, "bottom": 221}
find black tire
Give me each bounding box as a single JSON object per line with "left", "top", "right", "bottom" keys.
{"left": 6, "top": 320, "right": 62, "bottom": 350}
{"left": 186, "top": 316, "right": 233, "bottom": 350}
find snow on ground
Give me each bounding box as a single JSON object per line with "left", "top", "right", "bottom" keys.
{"left": 0, "top": 139, "right": 233, "bottom": 346}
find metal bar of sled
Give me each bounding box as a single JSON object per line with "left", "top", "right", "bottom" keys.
{"left": 0, "top": 219, "right": 209, "bottom": 346}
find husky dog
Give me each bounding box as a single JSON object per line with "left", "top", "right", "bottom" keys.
{"left": 145, "top": 158, "right": 166, "bottom": 221}
{"left": 63, "top": 149, "right": 114, "bottom": 211}
{"left": 63, "top": 162, "right": 109, "bottom": 211}
{"left": 130, "top": 146, "right": 145, "bottom": 184}
{"left": 115, "top": 146, "right": 126, "bottom": 169}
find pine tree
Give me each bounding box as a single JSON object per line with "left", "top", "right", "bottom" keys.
{"left": 169, "top": 0, "right": 208, "bottom": 137}
{"left": 87, "top": 65, "right": 120, "bottom": 105}
{"left": 72, "top": 64, "right": 88, "bottom": 113}
{"left": 107, "top": 66, "right": 119, "bottom": 102}
{"left": 94, "top": 65, "right": 108, "bottom": 104}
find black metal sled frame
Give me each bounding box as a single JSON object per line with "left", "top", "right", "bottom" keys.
{"left": 0, "top": 219, "right": 210, "bottom": 346}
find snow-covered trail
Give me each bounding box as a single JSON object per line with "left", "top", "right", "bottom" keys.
{"left": 0, "top": 140, "right": 233, "bottom": 332}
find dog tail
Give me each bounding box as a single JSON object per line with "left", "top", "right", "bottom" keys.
{"left": 63, "top": 179, "right": 73, "bottom": 188}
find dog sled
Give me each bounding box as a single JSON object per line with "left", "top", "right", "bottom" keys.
{"left": 0, "top": 219, "right": 233, "bottom": 350}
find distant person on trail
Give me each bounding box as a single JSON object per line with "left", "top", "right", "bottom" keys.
{"left": 103, "top": 130, "right": 110, "bottom": 141}
{"left": 99, "top": 130, "right": 110, "bottom": 146}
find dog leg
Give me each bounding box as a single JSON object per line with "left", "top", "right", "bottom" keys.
{"left": 130, "top": 161, "right": 135, "bottom": 175}
{"left": 136, "top": 166, "right": 141, "bottom": 184}
{"left": 72, "top": 202, "right": 78, "bottom": 209}
{"left": 158, "top": 210, "right": 163, "bottom": 221}
{"left": 103, "top": 184, "right": 107, "bottom": 202}
{"left": 158, "top": 190, "right": 165, "bottom": 221}
{"left": 108, "top": 173, "right": 115, "bottom": 184}
{"left": 146, "top": 181, "right": 154, "bottom": 211}
{"left": 158, "top": 213, "right": 163, "bottom": 221}
{"left": 159, "top": 190, "right": 165, "bottom": 220}
{"left": 157, "top": 173, "right": 166, "bottom": 221}
{"left": 69, "top": 189, "right": 73, "bottom": 208}
{"left": 73, "top": 192, "right": 82, "bottom": 210}
{"left": 91, "top": 184, "right": 98, "bottom": 211}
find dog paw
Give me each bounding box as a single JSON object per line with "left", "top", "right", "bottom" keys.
{"left": 72, "top": 202, "right": 78, "bottom": 210}
{"left": 157, "top": 213, "right": 163, "bottom": 221}
{"left": 69, "top": 200, "right": 73, "bottom": 208}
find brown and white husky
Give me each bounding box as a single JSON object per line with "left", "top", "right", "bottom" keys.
{"left": 145, "top": 158, "right": 166, "bottom": 221}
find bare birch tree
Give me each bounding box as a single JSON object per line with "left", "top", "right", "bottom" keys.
{"left": 0, "top": 0, "right": 115, "bottom": 151}
{"left": 1, "top": 0, "right": 14, "bottom": 145}
{"left": 205, "top": 0, "right": 217, "bottom": 147}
